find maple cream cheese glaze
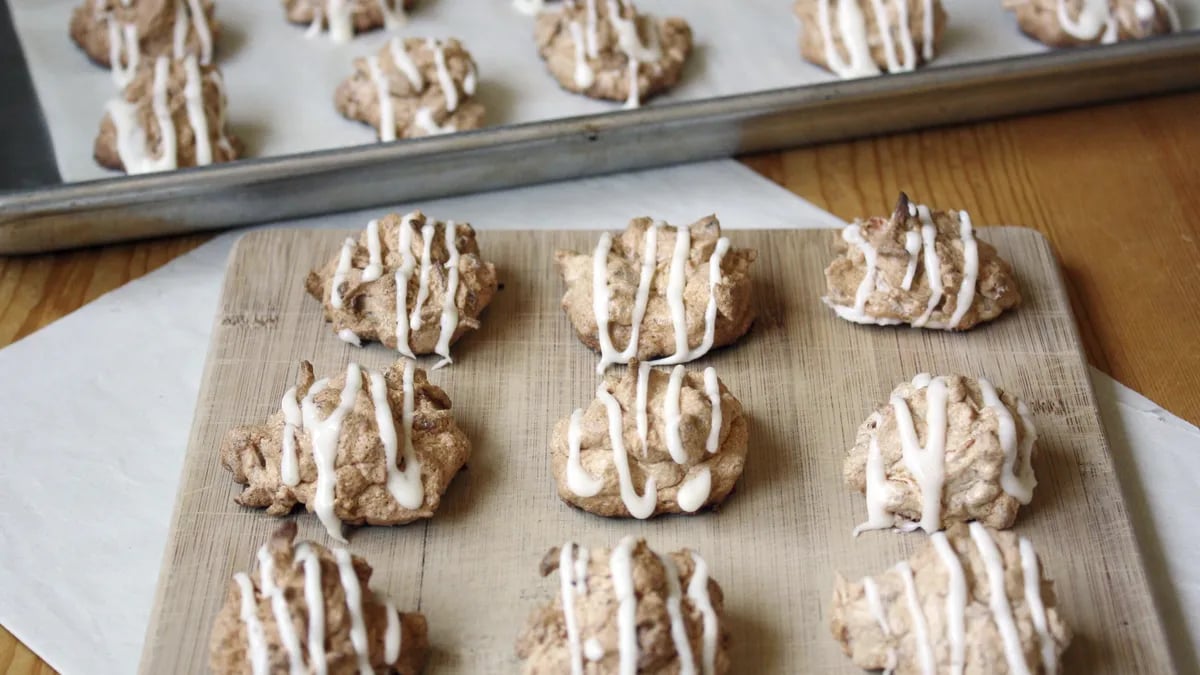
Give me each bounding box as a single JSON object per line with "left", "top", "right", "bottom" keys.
{"left": 832, "top": 523, "right": 1072, "bottom": 674}
{"left": 517, "top": 537, "right": 731, "bottom": 675}
{"left": 210, "top": 523, "right": 429, "bottom": 674}
{"left": 824, "top": 193, "right": 1022, "bottom": 330}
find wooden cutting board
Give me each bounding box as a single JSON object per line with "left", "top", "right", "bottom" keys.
{"left": 140, "top": 227, "right": 1172, "bottom": 673}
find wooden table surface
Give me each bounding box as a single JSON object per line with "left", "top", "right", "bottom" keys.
{"left": 2, "top": 90, "right": 1198, "bottom": 674}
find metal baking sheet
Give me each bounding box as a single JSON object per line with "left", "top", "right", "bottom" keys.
{"left": 1, "top": 0, "right": 1199, "bottom": 253}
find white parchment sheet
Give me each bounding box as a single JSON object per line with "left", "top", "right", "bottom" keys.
{"left": 0, "top": 159, "right": 1197, "bottom": 674}
{"left": 7, "top": 0, "right": 1199, "bottom": 183}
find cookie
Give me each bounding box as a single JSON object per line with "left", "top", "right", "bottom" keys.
{"left": 1003, "top": 0, "right": 1180, "bottom": 47}
{"left": 516, "top": 537, "right": 732, "bottom": 674}
{"left": 534, "top": 0, "right": 693, "bottom": 108}
{"left": 793, "top": 0, "right": 947, "bottom": 78}
{"left": 823, "top": 193, "right": 1021, "bottom": 330}
{"left": 70, "top": 0, "right": 218, "bottom": 87}
{"left": 284, "top": 0, "right": 416, "bottom": 42}
{"left": 304, "top": 212, "right": 499, "bottom": 366}
{"left": 556, "top": 216, "right": 757, "bottom": 373}
{"left": 831, "top": 523, "right": 1071, "bottom": 674}
{"left": 95, "top": 55, "right": 240, "bottom": 174}
{"left": 219, "top": 360, "right": 471, "bottom": 542}
{"left": 551, "top": 362, "right": 748, "bottom": 519}
{"left": 209, "top": 523, "right": 429, "bottom": 675}
{"left": 846, "top": 374, "right": 1039, "bottom": 534}
{"left": 336, "top": 37, "right": 485, "bottom": 140}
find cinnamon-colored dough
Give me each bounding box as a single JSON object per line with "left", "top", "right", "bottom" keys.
{"left": 94, "top": 57, "right": 240, "bottom": 173}
{"left": 282, "top": 0, "right": 417, "bottom": 39}
{"left": 551, "top": 362, "right": 748, "bottom": 518}
{"left": 1003, "top": 0, "right": 1180, "bottom": 47}
{"left": 70, "top": 0, "right": 219, "bottom": 71}
{"left": 845, "top": 374, "right": 1039, "bottom": 532}
{"left": 210, "top": 523, "right": 429, "bottom": 675}
{"left": 793, "top": 0, "right": 947, "bottom": 76}
{"left": 305, "top": 212, "right": 499, "bottom": 356}
{"left": 831, "top": 523, "right": 1071, "bottom": 674}
{"left": 335, "top": 37, "right": 485, "bottom": 140}
{"left": 534, "top": 0, "right": 692, "bottom": 105}
{"left": 220, "top": 360, "right": 471, "bottom": 534}
{"left": 517, "top": 537, "right": 732, "bottom": 674}
{"left": 556, "top": 216, "right": 757, "bottom": 365}
{"left": 824, "top": 193, "right": 1021, "bottom": 330}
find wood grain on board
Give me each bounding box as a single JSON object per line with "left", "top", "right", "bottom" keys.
{"left": 138, "top": 227, "right": 1170, "bottom": 673}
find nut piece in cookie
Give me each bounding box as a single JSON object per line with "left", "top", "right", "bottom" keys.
{"left": 336, "top": 37, "right": 485, "bottom": 140}
{"left": 219, "top": 360, "right": 471, "bottom": 541}
{"left": 793, "top": 0, "right": 947, "bottom": 78}
{"left": 556, "top": 216, "right": 757, "bottom": 372}
{"left": 824, "top": 192, "right": 1021, "bottom": 330}
{"left": 284, "top": 0, "right": 416, "bottom": 43}
{"left": 1003, "top": 0, "right": 1180, "bottom": 47}
{"left": 209, "top": 523, "right": 429, "bottom": 675}
{"left": 95, "top": 56, "right": 240, "bottom": 174}
{"left": 831, "top": 523, "right": 1071, "bottom": 673}
{"left": 304, "top": 212, "right": 499, "bottom": 366}
{"left": 534, "top": 0, "right": 693, "bottom": 108}
{"left": 70, "top": 0, "right": 219, "bottom": 87}
{"left": 847, "top": 374, "right": 1038, "bottom": 533}
{"left": 517, "top": 537, "right": 732, "bottom": 674}
{"left": 551, "top": 362, "right": 748, "bottom": 519}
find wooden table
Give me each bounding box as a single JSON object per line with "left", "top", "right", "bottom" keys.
{"left": 2, "top": 91, "right": 1198, "bottom": 674}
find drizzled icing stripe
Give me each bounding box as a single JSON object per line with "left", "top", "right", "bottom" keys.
{"left": 182, "top": 0, "right": 213, "bottom": 64}
{"left": 664, "top": 365, "right": 688, "bottom": 464}
{"left": 293, "top": 543, "right": 329, "bottom": 674}
{"left": 332, "top": 548, "right": 375, "bottom": 674}
{"left": 647, "top": 235, "right": 732, "bottom": 366}
{"left": 818, "top": 0, "right": 936, "bottom": 79}
{"left": 108, "top": 19, "right": 139, "bottom": 87}
{"left": 852, "top": 415, "right": 892, "bottom": 535}
{"left": 331, "top": 237, "right": 355, "bottom": 310}
{"left": 946, "top": 212, "right": 978, "bottom": 327}
{"left": 978, "top": 378, "right": 1037, "bottom": 504}
{"left": 513, "top": 0, "right": 547, "bottom": 15}
{"left": 433, "top": 222, "right": 462, "bottom": 369}
{"left": 108, "top": 57, "right": 178, "bottom": 175}
{"left": 234, "top": 572, "right": 270, "bottom": 675}
{"left": 373, "top": 364, "right": 424, "bottom": 509}
{"left": 389, "top": 38, "right": 425, "bottom": 90}
{"left": 368, "top": 56, "right": 398, "bottom": 143}
{"left": 395, "top": 214, "right": 418, "bottom": 359}
{"left": 635, "top": 361, "right": 651, "bottom": 455}
{"left": 299, "top": 364, "right": 360, "bottom": 543}
{"left": 566, "top": 408, "right": 604, "bottom": 496}
{"left": 703, "top": 367, "right": 721, "bottom": 453}
{"left": 256, "top": 547, "right": 306, "bottom": 674}
{"left": 309, "top": 0, "right": 406, "bottom": 42}
{"left": 969, "top": 523, "right": 1032, "bottom": 675}
{"left": 610, "top": 537, "right": 639, "bottom": 675}
{"left": 686, "top": 552, "right": 719, "bottom": 675}
{"left": 1020, "top": 537, "right": 1058, "bottom": 675}
{"left": 363, "top": 219, "right": 384, "bottom": 282}
{"left": 281, "top": 386, "right": 302, "bottom": 486}
{"left": 410, "top": 220, "right": 436, "bottom": 331}
{"left": 597, "top": 384, "right": 657, "bottom": 519}
{"left": 861, "top": 577, "right": 897, "bottom": 672}
{"left": 428, "top": 39, "right": 458, "bottom": 113}
{"left": 896, "top": 561, "right": 935, "bottom": 675}
{"left": 656, "top": 553, "right": 697, "bottom": 675}
{"left": 895, "top": 374, "right": 948, "bottom": 532}
{"left": 181, "top": 56, "right": 212, "bottom": 167}
{"left": 594, "top": 222, "right": 661, "bottom": 373}
{"left": 559, "top": 543, "right": 588, "bottom": 675}
{"left": 384, "top": 600, "right": 403, "bottom": 664}
{"left": 1056, "top": 0, "right": 1117, "bottom": 42}
{"left": 901, "top": 229, "right": 921, "bottom": 290}
{"left": 931, "top": 532, "right": 966, "bottom": 675}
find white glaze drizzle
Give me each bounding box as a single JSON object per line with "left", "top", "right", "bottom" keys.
{"left": 414, "top": 108, "right": 456, "bottom": 135}
{"left": 394, "top": 214, "right": 418, "bottom": 359}
{"left": 177, "top": 0, "right": 213, "bottom": 64}
{"left": 568, "top": 21, "right": 596, "bottom": 88}
{"left": 635, "top": 361, "right": 651, "bottom": 455}
{"left": 663, "top": 365, "right": 689, "bottom": 464}
{"left": 623, "top": 58, "right": 641, "bottom": 110}
{"left": 818, "top": 0, "right": 879, "bottom": 78}
{"left": 610, "top": 537, "right": 639, "bottom": 675}
{"left": 281, "top": 386, "right": 302, "bottom": 486}
{"left": 234, "top": 572, "right": 270, "bottom": 675}
{"left": 559, "top": 542, "right": 588, "bottom": 675}
{"left": 912, "top": 205, "right": 944, "bottom": 327}
{"left": 389, "top": 38, "right": 425, "bottom": 90}
{"left": 584, "top": 638, "right": 605, "bottom": 661}
{"left": 338, "top": 328, "right": 362, "bottom": 346}
{"left": 686, "top": 552, "right": 719, "bottom": 675}
{"left": 703, "top": 366, "right": 721, "bottom": 453}
{"left": 108, "top": 19, "right": 139, "bottom": 88}
{"left": 332, "top": 548, "right": 375, "bottom": 674}
{"left": 108, "top": 56, "right": 177, "bottom": 175}
{"left": 946, "top": 211, "right": 978, "bottom": 328}
{"left": 901, "top": 229, "right": 921, "bottom": 290}
{"left": 363, "top": 219, "right": 384, "bottom": 281}
{"left": 428, "top": 39, "right": 459, "bottom": 113}
{"left": 647, "top": 235, "right": 731, "bottom": 366}
{"left": 969, "top": 523, "right": 1032, "bottom": 675}
{"left": 299, "top": 364, "right": 362, "bottom": 543}
{"left": 433, "top": 222, "right": 461, "bottom": 369}
{"left": 566, "top": 408, "right": 604, "bottom": 497}
{"left": 384, "top": 600, "right": 403, "bottom": 664}
{"left": 1056, "top": 0, "right": 1116, "bottom": 43}
{"left": 514, "top": 0, "right": 547, "bottom": 15}
{"left": 373, "top": 363, "right": 424, "bottom": 509}
{"left": 181, "top": 55, "right": 212, "bottom": 167}
{"left": 894, "top": 374, "right": 948, "bottom": 532}
{"left": 409, "top": 221, "right": 436, "bottom": 331}
{"left": 840, "top": 224, "right": 878, "bottom": 320}
{"left": 676, "top": 467, "right": 711, "bottom": 513}
{"left": 256, "top": 547, "right": 306, "bottom": 674}
{"left": 593, "top": 221, "right": 661, "bottom": 373}
{"left": 656, "top": 553, "right": 697, "bottom": 675}
{"left": 896, "top": 561, "right": 935, "bottom": 675}
{"left": 852, "top": 417, "right": 894, "bottom": 535}
{"left": 331, "top": 237, "right": 355, "bottom": 310}
{"left": 293, "top": 543, "right": 329, "bottom": 675}
{"left": 978, "top": 378, "right": 1037, "bottom": 504}
{"left": 598, "top": 383, "right": 657, "bottom": 518}
{"left": 1020, "top": 537, "right": 1058, "bottom": 675}
{"left": 368, "top": 56, "right": 398, "bottom": 143}
{"left": 931, "top": 532, "right": 966, "bottom": 675}
{"left": 861, "top": 577, "right": 897, "bottom": 673}
{"left": 379, "top": 0, "right": 408, "bottom": 29}
{"left": 921, "top": 0, "right": 935, "bottom": 61}
{"left": 315, "top": 0, "right": 354, "bottom": 43}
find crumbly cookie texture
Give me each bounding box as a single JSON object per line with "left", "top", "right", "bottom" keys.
{"left": 210, "top": 523, "right": 429, "bottom": 675}
{"left": 336, "top": 37, "right": 485, "bottom": 141}
{"left": 534, "top": 0, "right": 693, "bottom": 107}
{"left": 95, "top": 56, "right": 240, "bottom": 174}
{"left": 1003, "top": 0, "right": 1180, "bottom": 47}
{"left": 517, "top": 537, "right": 732, "bottom": 675}
{"left": 304, "top": 212, "right": 499, "bottom": 363}
{"left": 556, "top": 216, "right": 757, "bottom": 371}
{"left": 552, "top": 362, "right": 748, "bottom": 519}
{"left": 831, "top": 523, "right": 1071, "bottom": 674}
{"left": 824, "top": 193, "right": 1021, "bottom": 330}
{"left": 70, "top": 0, "right": 219, "bottom": 84}
{"left": 793, "top": 0, "right": 947, "bottom": 78}
{"left": 846, "top": 374, "right": 1038, "bottom": 534}
{"left": 283, "top": 0, "right": 416, "bottom": 42}
{"left": 220, "top": 360, "right": 471, "bottom": 541}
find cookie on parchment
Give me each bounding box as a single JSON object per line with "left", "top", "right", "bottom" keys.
{"left": 793, "top": 0, "right": 947, "bottom": 78}
{"left": 70, "top": 0, "right": 219, "bottom": 87}
{"left": 1003, "top": 0, "right": 1180, "bottom": 47}
{"left": 283, "top": 0, "right": 417, "bottom": 42}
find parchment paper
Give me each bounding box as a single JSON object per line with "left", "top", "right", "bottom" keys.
{"left": 0, "top": 159, "right": 1197, "bottom": 674}
{"left": 7, "top": 0, "right": 1198, "bottom": 184}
